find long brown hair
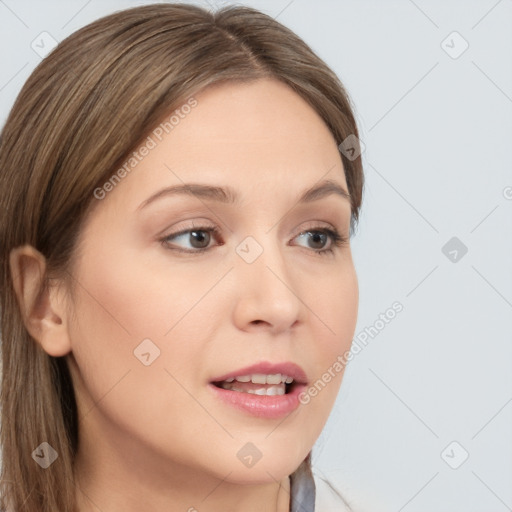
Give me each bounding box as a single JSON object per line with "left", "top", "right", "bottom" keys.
{"left": 0, "top": 3, "right": 363, "bottom": 511}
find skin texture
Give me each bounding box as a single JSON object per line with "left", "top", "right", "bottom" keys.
{"left": 10, "top": 78, "right": 358, "bottom": 512}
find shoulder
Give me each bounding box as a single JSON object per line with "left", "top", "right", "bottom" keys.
{"left": 312, "top": 468, "right": 352, "bottom": 511}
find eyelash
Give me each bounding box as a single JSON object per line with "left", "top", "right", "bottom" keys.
{"left": 160, "top": 224, "right": 348, "bottom": 257}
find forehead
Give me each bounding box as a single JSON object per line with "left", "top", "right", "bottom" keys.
{"left": 94, "top": 78, "right": 348, "bottom": 214}
{"left": 179, "top": 78, "right": 341, "bottom": 172}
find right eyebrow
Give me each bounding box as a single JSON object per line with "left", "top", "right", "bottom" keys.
{"left": 137, "top": 183, "right": 239, "bottom": 210}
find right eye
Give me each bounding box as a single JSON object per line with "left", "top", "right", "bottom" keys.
{"left": 160, "top": 225, "right": 223, "bottom": 253}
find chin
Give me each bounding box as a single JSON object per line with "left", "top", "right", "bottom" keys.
{"left": 220, "top": 461, "right": 300, "bottom": 486}
{"left": 208, "top": 437, "right": 312, "bottom": 485}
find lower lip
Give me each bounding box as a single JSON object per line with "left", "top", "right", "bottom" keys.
{"left": 208, "top": 383, "right": 307, "bottom": 419}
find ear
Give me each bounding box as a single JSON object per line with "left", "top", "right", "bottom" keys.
{"left": 9, "top": 245, "right": 72, "bottom": 357}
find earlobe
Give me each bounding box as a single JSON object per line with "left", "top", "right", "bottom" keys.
{"left": 9, "top": 245, "right": 72, "bottom": 357}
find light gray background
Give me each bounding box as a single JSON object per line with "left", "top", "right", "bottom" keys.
{"left": 1, "top": 1, "right": 511, "bottom": 511}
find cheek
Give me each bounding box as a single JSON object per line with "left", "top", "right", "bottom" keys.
{"left": 70, "top": 243, "right": 224, "bottom": 343}
{"left": 66, "top": 258, "right": 221, "bottom": 467}
{"left": 66, "top": 248, "right": 226, "bottom": 415}
{"left": 310, "top": 262, "right": 359, "bottom": 353}
{"left": 300, "top": 263, "right": 358, "bottom": 416}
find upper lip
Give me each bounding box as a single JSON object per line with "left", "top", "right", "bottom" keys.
{"left": 210, "top": 361, "right": 308, "bottom": 385}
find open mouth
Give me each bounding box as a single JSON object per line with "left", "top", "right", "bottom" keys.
{"left": 211, "top": 373, "right": 297, "bottom": 396}
{"left": 209, "top": 365, "right": 308, "bottom": 418}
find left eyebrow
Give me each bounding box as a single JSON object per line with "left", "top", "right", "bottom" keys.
{"left": 297, "top": 179, "right": 351, "bottom": 204}
{"left": 137, "top": 178, "right": 351, "bottom": 211}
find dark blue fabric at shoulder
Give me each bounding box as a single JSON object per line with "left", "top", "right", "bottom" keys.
{"left": 289, "top": 459, "right": 316, "bottom": 512}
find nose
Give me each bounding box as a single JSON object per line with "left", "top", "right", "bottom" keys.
{"left": 231, "top": 241, "right": 303, "bottom": 335}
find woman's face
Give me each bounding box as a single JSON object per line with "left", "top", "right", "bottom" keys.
{"left": 65, "top": 78, "right": 358, "bottom": 486}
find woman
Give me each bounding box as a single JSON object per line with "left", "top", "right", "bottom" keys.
{"left": 0, "top": 4, "right": 364, "bottom": 511}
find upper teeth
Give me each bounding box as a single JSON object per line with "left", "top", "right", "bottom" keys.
{"left": 224, "top": 374, "right": 294, "bottom": 385}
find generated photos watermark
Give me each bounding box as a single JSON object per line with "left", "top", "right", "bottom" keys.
{"left": 299, "top": 301, "right": 404, "bottom": 404}
{"left": 93, "top": 97, "right": 198, "bottom": 200}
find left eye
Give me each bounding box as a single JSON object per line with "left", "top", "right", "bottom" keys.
{"left": 293, "top": 228, "right": 343, "bottom": 252}
{"left": 295, "top": 230, "right": 330, "bottom": 250}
